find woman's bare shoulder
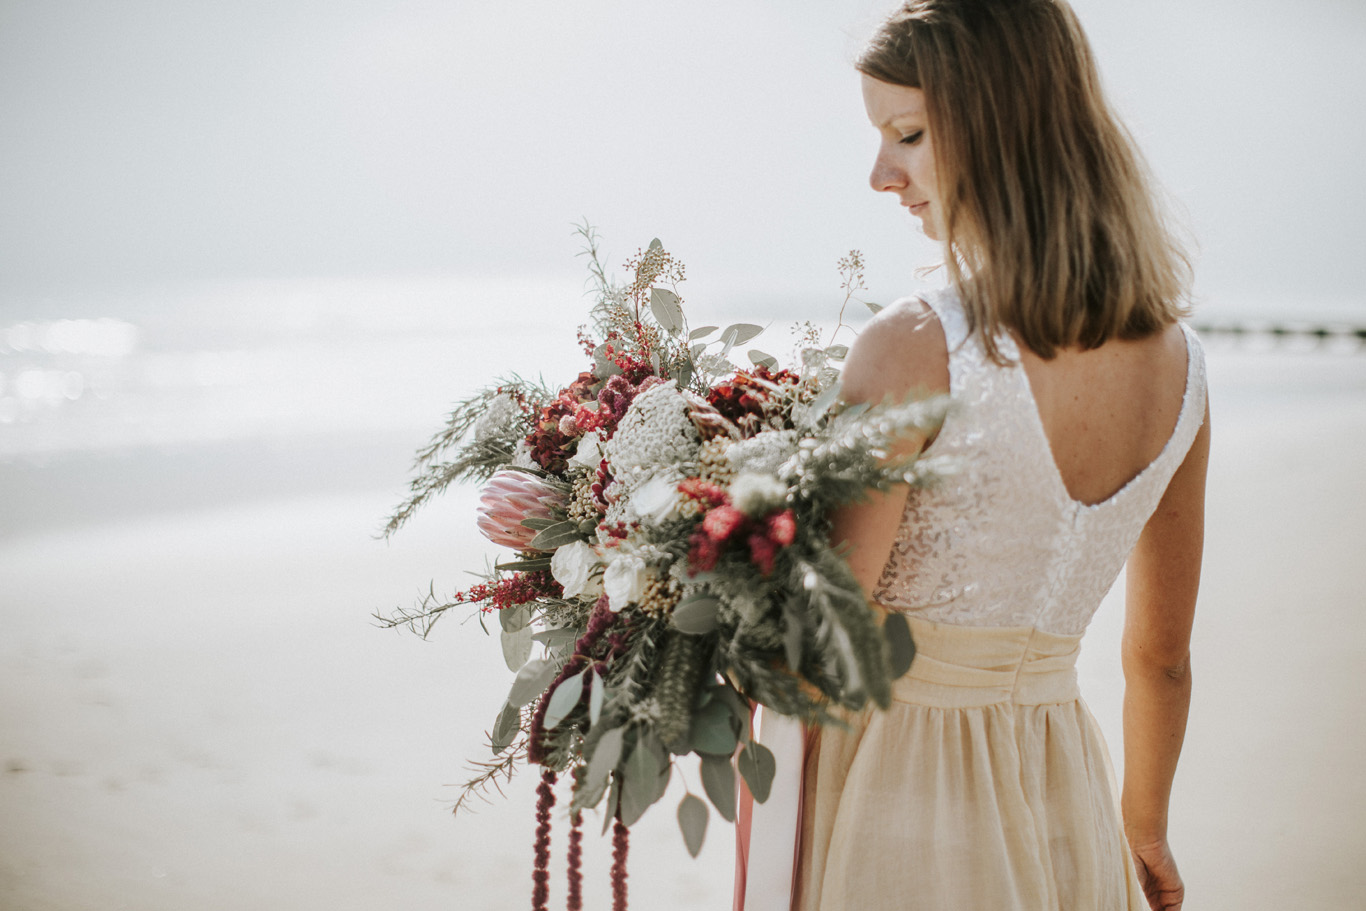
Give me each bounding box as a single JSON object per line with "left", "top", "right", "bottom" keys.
{"left": 839, "top": 296, "right": 951, "bottom": 406}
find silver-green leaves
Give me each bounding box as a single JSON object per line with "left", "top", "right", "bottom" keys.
{"left": 677, "top": 793, "right": 709, "bottom": 857}
{"left": 737, "top": 739, "right": 777, "bottom": 804}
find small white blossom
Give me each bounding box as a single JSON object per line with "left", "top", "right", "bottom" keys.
{"left": 511, "top": 439, "right": 536, "bottom": 470}
{"left": 474, "top": 393, "right": 523, "bottom": 442}
{"left": 551, "top": 540, "right": 600, "bottom": 599}
{"left": 729, "top": 471, "right": 788, "bottom": 516}
{"left": 603, "top": 553, "right": 650, "bottom": 611}
{"left": 568, "top": 430, "right": 604, "bottom": 470}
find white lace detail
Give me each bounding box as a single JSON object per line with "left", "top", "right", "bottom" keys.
{"left": 871, "top": 286, "right": 1208, "bottom": 635}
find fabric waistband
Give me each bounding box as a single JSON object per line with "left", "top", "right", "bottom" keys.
{"left": 890, "top": 616, "right": 1082, "bottom": 708}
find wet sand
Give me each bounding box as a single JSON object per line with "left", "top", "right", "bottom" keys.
{"left": 2, "top": 349, "right": 1364, "bottom": 910}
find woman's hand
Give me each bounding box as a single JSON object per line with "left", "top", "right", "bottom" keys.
{"left": 1130, "top": 836, "right": 1184, "bottom": 911}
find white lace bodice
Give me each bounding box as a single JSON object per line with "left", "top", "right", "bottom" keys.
{"left": 871, "top": 286, "right": 1208, "bottom": 636}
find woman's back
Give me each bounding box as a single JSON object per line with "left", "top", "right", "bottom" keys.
{"left": 869, "top": 287, "right": 1207, "bottom": 636}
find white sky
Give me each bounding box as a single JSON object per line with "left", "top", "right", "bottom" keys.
{"left": 2, "top": 0, "right": 1364, "bottom": 321}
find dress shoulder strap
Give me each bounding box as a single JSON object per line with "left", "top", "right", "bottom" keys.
{"left": 915, "top": 285, "right": 970, "bottom": 353}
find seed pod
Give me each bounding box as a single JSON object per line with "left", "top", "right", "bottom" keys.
{"left": 652, "top": 630, "right": 711, "bottom": 753}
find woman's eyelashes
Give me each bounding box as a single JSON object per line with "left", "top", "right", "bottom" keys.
{"left": 899, "top": 130, "right": 924, "bottom": 145}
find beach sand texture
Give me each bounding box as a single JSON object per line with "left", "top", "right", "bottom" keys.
{"left": 2, "top": 345, "right": 1364, "bottom": 910}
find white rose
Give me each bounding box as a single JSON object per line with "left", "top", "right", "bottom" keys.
{"left": 628, "top": 474, "right": 683, "bottom": 524}
{"left": 551, "top": 540, "right": 600, "bottom": 599}
{"left": 602, "top": 554, "right": 650, "bottom": 612}
{"left": 729, "top": 471, "right": 788, "bottom": 516}
{"left": 568, "top": 431, "right": 604, "bottom": 470}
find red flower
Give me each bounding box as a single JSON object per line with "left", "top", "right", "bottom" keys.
{"left": 702, "top": 504, "right": 746, "bottom": 543}
{"left": 748, "top": 531, "right": 779, "bottom": 576}
{"left": 766, "top": 509, "right": 797, "bottom": 547}
{"left": 705, "top": 366, "right": 803, "bottom": 432}
{"left": 687, "top": 529, "right": 725, "bottom": 574}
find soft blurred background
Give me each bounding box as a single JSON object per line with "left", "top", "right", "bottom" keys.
{"left": 2, "top": 1, "right": 1364, "bottom": 909}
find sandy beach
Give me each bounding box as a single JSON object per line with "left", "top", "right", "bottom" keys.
{"left": 2, "top": 343, "right": 1365, "bottom": 910}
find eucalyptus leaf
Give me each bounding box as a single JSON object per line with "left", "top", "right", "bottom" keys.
{"left": 699, "top": 753, "right": 738, "bottom": 822}
{"left": 491, "top": 701, "right": 520, "bottom": 754}
{"left": 530, "top": 627, "right": 579, "bottom": 649}
{"left": 543, "top": 669, "right": 586, "bottom": 730}
{"left": 507, "top": 656, "right": 559, "bottom": 709}
{"left": 688, "top": 325, "right": 718, "bottom": 340}
{"left": 589, "top": 668, "right": 604, "bottom": 725}
{"left": 648, "top": 237, "right": 663, "bottom": 251}
{"left": 603, "top": 774, "right": 620, "bottom": 835}
{"left": 883, "top": 611, "right": 916, "bottom": 678}
{"left": 499, "top": 603, "right": 530, "bottom": 633}
{"left": 782, "top": 596, "right": 804, "bottom": 672}
{"left": 519, "top": 516, "right": 558, "bottom": 531}
{"left": 690, "top": 698, "right": 739, "bottom": 756}
{"left": 501, "top": 624, "right": 533, "bottom": 672}
{"left": 737, "top": 740, "right": 776, "bottom": 804}
{"left": 677, "top": 794, "right": 709, "bottom": 858}
{"left": 675, "top": 359, "right": 693, "bottom": 389}
{"left": 529, "top": 521, "right": 585, "bottom": 550}
{"left": 650, "top": 288, "right": 684, "bottom": 333}
{"left": 719, "top": 323, "right": 764, "bottom": 347}
{"left": 618, "top": 734, "right": 671, "bottom": 827}
{"left": 571, "top": 768, "right": 608, "bottom": 815}
{"left": 748, "top": 349, "right": 778, "bottom": 369}
{"left": 808, "top": 380, "right": 842, "bottom": 419}
{"left": 825, "top": 344, "right": 850, "bottom": 360}
{"left": 585, "top": 725, "right": 625, "bottom": 787}
{"left": 671, "top": 595, "right": 721, "bottom": 634}
{"left": 711, "top": 685, "right": 753, "bottom": 737}
{"left": 495, "top": 556, "right": 552, "bottom": 572}
{"left": 864, "top": 300, "right": 884, "bottom": 314}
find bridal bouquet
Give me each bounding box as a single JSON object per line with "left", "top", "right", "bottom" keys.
{"left": 380, "top": 227, "right": 946, "bottom": 910}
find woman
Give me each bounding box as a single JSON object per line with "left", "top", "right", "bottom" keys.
{"left": 735, "top": 2, "right": 1208, "bottom": 910}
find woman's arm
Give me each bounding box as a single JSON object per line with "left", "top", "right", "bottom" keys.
{"left": 825, "top": 300, "right": 950, "bottom": 604}
{"left": 1121, "top": 397, "right": 1210, "bottom": 911}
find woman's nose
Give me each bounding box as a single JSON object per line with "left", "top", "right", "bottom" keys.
{"left": 868, "top": 149, "right": 906, "bottom": 194}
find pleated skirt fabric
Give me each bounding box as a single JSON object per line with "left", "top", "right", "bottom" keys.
{"left": 791, "top": 617, "right": 1146, "bottom": 911}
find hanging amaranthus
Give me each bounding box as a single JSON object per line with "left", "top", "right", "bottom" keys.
{"left": 532, "top": 769, "right": 557, "bottom": 911}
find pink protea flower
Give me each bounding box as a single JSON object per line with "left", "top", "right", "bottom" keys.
{"left": 476, "top": 471, "right": 566, "bottom": 550}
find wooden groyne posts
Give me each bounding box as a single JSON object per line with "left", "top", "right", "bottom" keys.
{"left": 1190, "top": 322, "right": 1366, "bottom": 351}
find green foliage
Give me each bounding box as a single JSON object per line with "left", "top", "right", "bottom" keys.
{"left": 677, "top": 793, "right": 709, "bottom": 857}
{"left": 652, "top": 631, "right": 713, "bottom": 753}
{"left": 381, "top": 226, "right": 955, "bottom": 843}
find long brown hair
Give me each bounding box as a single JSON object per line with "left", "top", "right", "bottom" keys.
{"left": 857, "top": 0, "right": 1191, "bottom": 362}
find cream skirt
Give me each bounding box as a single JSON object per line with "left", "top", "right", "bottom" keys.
{"left": 736, "top": 617, "right": 1147, "bottom": 911}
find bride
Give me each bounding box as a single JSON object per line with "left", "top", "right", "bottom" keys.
{"left": 734, "top": 2, "right": 1208, "bottom": 910}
